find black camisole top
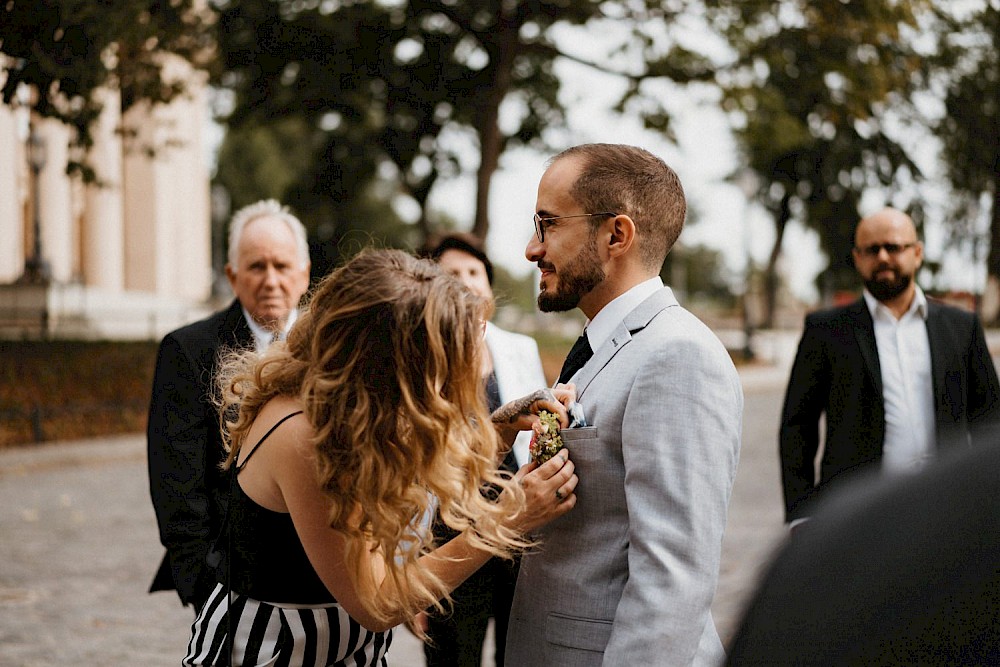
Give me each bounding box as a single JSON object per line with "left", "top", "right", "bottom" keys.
{"left": 219, "top": 411, "right": 336, "bottom": 604}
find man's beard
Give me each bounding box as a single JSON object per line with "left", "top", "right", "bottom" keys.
{"left": 537, "top": 241, "right": 606, "bottom": 312}
{"left": 865, "top": 269, "right": 912, "bottom": 302}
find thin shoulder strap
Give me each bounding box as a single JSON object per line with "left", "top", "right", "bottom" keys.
{"left": 236, "top": 410, "right": 304, "bottom": 472}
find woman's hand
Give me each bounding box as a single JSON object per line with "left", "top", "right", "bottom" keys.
{"left": 491, "top": 384, "right": 577, "bottom": 444}
{"left": 407, "top": 611, "right": 430, "bottom": 639}
{"left": 508, "top": 449, "right": 578, "bottom": 534}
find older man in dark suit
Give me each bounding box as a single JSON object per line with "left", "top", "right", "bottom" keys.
{"left": 147, "top": 200, "right": 311, "bottom": 611}
{"left": 780, "top": 207, "right": 1000, "bottom": 524}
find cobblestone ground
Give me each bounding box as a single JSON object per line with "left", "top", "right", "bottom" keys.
{"left": 0, "top": 366, "right": 788, "bottom": 666}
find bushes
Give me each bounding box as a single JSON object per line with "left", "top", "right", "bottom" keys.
{"left": 0, "top": 341, "right": 158, "bottom": 447}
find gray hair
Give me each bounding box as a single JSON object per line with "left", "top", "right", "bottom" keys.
{"left": 227, "top": 199, "right": 310, "bottom": 270}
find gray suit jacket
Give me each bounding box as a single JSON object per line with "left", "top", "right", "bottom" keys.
{"left": 507, "top": 288, "right": 743, "bottom": 666}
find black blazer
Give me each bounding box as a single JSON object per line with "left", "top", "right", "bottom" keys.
{"left": 147, "top": 300, "right": 253, "bottom": 608}
{"left": 780, "top": 296, "right": 1000, "bottom": 521}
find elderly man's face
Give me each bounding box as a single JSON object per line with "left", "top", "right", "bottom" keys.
{"left": 225, "top": 216, "right": 310, "bottom": 330}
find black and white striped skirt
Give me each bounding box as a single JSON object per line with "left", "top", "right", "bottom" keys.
{"left": 184, "top": 583, "right": 392, "bottom": 666}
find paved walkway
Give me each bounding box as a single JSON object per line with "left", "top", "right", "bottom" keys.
{"left": 0, "top": 358, "right": 792, "bottom": 666}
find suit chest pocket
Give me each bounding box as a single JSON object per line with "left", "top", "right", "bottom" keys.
{"left": 558, "top": 427, "right": 600, "bottom": 463}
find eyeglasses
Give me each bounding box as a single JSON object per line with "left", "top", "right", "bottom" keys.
{"left": 854, "top": 242, "right": 917, "bottom": 258}
{"left": 533, "top": 212, "right": 617, "bottom": 243}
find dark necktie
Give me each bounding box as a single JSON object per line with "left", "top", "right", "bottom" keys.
{"left": 557, "top": 331, "right": 593, "bottom": 384}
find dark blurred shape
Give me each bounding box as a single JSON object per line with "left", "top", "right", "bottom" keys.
{"left": 727, "top": 445, "right": 1000, "bottom": 666}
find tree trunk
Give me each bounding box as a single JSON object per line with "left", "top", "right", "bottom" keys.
{"left": 984, "top": 180, "right": 1000, "bottom": 323}
{"left": 411, "top": 173, "right": 437, "bottom": 244}
{"left": 763, "top": 193, "right": 792, "bottom": 328}
{"left": 470, "top": 21, "right": 517, "bottom": 241}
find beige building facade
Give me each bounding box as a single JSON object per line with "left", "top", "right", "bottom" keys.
{"left": 0, "top": 58, "right": 215, "bottom": 340}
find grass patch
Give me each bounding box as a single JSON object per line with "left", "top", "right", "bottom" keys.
{"left": 0, "top": 341, "right": 158, "bottom": 447}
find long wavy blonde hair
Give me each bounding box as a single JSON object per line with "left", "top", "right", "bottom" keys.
{"left": 218, "top": 248, "right": 526, "bottom": 625}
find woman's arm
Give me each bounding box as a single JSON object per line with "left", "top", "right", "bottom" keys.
{"left": 274, "top": 418, "right": 578, "bottom": 632}
{"left": 492, "top": 384, "right": 575, "bottom": 447}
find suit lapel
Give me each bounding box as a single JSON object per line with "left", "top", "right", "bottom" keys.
{"left": 571, "top": 287, "right": 677, "bottom": 398}
{"left": 924, "top": 301, "right": 947, "bottom": 419}
{"left": 850, "top": 299, "right": 883, "bottom": 397}
{"left": 221, "top": 300, "right": 254, "bottom": 350}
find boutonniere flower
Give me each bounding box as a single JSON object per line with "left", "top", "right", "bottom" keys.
{"left": 529, "top": 410, "right": 564, "bottom": 464}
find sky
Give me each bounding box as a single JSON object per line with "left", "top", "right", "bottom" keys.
{"left": 206, "top": 11, "right": 986, "bottom": 305}
{"left": 424, "top": 56, "right": 987, "bottom": 306}
{"left": 417, "top": 11, "right": 991, "bottom": 306}
{"left": 426, "top": 53, "right": 827, "bottom": 304}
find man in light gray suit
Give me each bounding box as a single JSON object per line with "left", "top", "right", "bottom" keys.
{"left": 506, "top": 143, "right": 743, "bottom": 666}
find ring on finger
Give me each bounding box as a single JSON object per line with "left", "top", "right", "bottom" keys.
{"left": 555, "top": 488, "right": 563, "bottom": 501}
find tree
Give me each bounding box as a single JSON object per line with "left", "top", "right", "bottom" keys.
{"left": 210, "top": 0, "right": 714, "bottom": 250}
{"left": 709, "top": 0, "right": 929, "bottom": 322}
{"left": 211, "top": 0, "right": 565, "bottom": 244}
{"left": 620, "top": 1, "right": 929, "bottom": 321}
{"left": 0, "top": 0, "right": 213, "bottom": 178}
{"left": 930, "top": 2, "right": 1000, "bottom": 320}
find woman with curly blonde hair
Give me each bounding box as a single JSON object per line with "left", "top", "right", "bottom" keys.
{"left": 184, "top": 248, "right": 577, "bottom": 666}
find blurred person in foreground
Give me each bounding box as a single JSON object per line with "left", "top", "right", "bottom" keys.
{"left": 506, "top": 143, "right": 743, "bottom": 666}
{"left": 182, "top": 249, "right": 578, "bottom": 665}
{"left": 780, "top": 206, "right": 1000, "bottom": 526}
{"left": 147, "top": 199, "right": 311, "bottom": 611}
{"left": 418, "top": 232, "right": 548, "bottom": 666}
{"left": 727, "top": 444, "right": 1000, "bottom": 666}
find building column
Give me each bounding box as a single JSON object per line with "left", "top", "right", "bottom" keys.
{"left": 122, "top": 101, "right": 167, "bottom": 295}
{"left": 82, "top": 87, "right": 125, "bottom": 291}
{"left": 169, "top": 71, "right": 212, "bottom": 302}
{"left": 123, "top": 56, "right": 211, "bottom": 302}
{"left": 0, "top": 100, "right": 23, "bottom": 283}
{"left": 37, "top": 117, "right": 74, "bottom": 284}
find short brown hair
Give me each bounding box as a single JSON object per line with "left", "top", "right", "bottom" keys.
{"left": 419, "top": 232, "right": 494, "bottom": 285}
{"left": 552, "top": 144, "right": 686, "bottom": 270}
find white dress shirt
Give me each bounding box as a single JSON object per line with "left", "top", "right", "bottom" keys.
{"left": 585, "top": 276, "right": 664, "bottom": 351}
{"left": 864, "top": 287, "right": 935, "bottom": 474}
{"left": 242, "top": 307, "right": 298, "bottom": 352}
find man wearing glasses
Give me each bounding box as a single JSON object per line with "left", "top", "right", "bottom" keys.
{"left": 780, "top": 206, "right": 1000, "bottom": 527}
{"left": 506, "top": 144, "right": 743, "bottom": 666}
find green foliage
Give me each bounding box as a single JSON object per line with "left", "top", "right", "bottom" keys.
{"left": 0, "top": 0, "right": 212, "bottom": 178}
{"left": 492, "top": 264, "right": 539, "bottom": 313}
{"left": 210, "top": 0, "right": 580, "bottom": 242}
{"left": 215, "top": 118, "right": 317, "bottom": 207}
{"left": 929, "top": 3, "right": 1000, "bottom": 287}
{"left": 717, "top": 0, "right": 927, "bottom": 290}
{"left": 662, "top": 243, "right": 738, "bottom": 308}
{"left": 214, "top": 115, "right": 417, "bottom": 278}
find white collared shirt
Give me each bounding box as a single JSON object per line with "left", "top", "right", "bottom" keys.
{"left": 242, "top": 307, "right": 298, "bottom": 352}
{"left": 584, "top": 276, "right": 664, "bottom": 352}
{"left": 863, "top": 286, "right": 935, "bottom": 474}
